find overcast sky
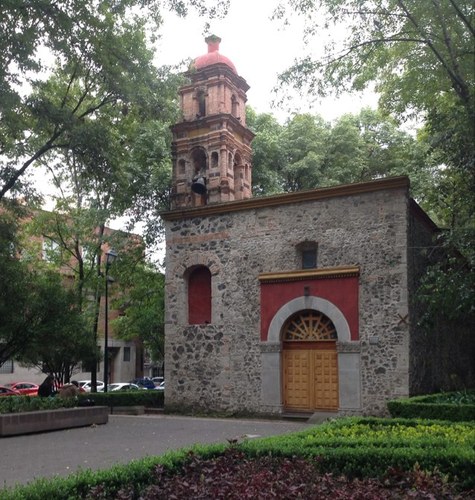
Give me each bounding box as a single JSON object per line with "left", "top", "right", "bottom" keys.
{"left": 156, "top": 1, "right": 378, "bottom": 123}
{"left": 35, "top": 0, "right": 378, "bottom": 237}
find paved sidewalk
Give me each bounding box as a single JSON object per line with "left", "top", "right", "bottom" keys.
{"left": 0, "top": 414, "right": 309, "bottom": 490}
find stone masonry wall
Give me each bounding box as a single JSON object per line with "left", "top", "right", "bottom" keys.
{"left": 164, "top": 184, "right": 412, "bottom": 416}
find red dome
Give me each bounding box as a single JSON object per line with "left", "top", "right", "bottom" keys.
{"left": 193, "top": 36, "right": 237, "bottom": 74}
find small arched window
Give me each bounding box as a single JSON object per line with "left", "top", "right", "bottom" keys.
{"left": 231, "top": 94, "right": 238, "bottom": 117}
{"left": 178, "top": 159, "right": 186, "bottom": 174}
{"left": 197, "top": 89, "right": 206, "bottom": 117}
{"left": 211, "top": 151, "right": 219, "bottom": 169}
{"left": 188, "top": 266, "right": 212, "bottom": 324}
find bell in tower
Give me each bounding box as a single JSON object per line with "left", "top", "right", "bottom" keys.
{"left": 170, "top": 36, "right": 255, "bottom": 209}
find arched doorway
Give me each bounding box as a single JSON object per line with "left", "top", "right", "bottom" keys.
{"left": 282, "top": 309, "right": 338, "bottom": 411}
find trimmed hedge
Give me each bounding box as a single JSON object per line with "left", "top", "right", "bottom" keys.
{"left": 0, "top": 396, "right": 76, "bottom": 414}
{"left": 0, "top": 391, "right": 163, "bottom": 415}
{"left": 239, "top": 417, "right": 475, "bottom": 487}
{"left": 387, "top": 390, "right": 475, "bottom": 421}
{"left": 2, "top": 417, "right": 474, "bottom": 499}
{"left": 78, "top": 390, "right": 163, "bottom": 408}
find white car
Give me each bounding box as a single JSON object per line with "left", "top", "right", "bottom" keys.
{"left": 155, "top": 381, "right": 165, "bottom": 391}
{"left": 106, "top": 383, "right": 140, "bottom": 392}
{"left": 78, "top": 380, "right": 105, "bottom": 392}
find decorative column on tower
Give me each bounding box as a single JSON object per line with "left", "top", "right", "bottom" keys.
{"left": 170, "top": 35, "right": 255, "bottom": 209}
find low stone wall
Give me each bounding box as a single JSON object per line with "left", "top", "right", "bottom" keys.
{"left": 0, "top": 406, "right": 109, "bottom": 437}
{"left": 110, "top": 405, "right": 145, "bottom": 415}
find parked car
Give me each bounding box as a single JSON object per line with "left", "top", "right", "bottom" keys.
{"left": 155, "top": 381, "right": 165, "bottom": 391}
{"left": 77, "top": 380, "right": 105, "bottom": 392}
{"left": 4, "top": 382, "right": 39, "bottom": 396}
{"left": 106, "top": 383, "right": 140, "bottom": 392}
{"left": 152, "top": 377, "right": 164, "bottom": 386}
{"left": 0, "top": 385, "right": 21, "bottom": 397}
{"left": 130, "top": 378, "right": 155, "bottom": 390}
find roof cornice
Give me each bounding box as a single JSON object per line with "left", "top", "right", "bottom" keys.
{"left": 161, "top": 176, "right": 409, "bottom": 221}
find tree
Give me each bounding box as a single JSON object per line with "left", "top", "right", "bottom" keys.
{"left": 281, "top": 114, "right": 330, "bottom": 191}
{"left": 246, "top": 107, "right": 285, "bottom": 196}
{"left": 324, "top": 108, "right": 435, "bottom": 202}
{"left": 274, "top": 1, "right": 474, "bottom": 178}
{"left": 13, "top": 271, "right": 91, "bottom": 384}
{"left": 275, "top": 1, "right": 473, "bottom": 119}
{"left": 112, "top": 260, "right": 166, "bottom": 368}
{"left": 0, "top": 205, "right": 88, "bottom": 372}
{"left": 0, "top": 207, "right": 32, "bottom": 365}
{"left": 248, "top": 107, "right": 434, "bottom": 199}
{"left": 0, "top": 0, "right": 229, "bottom": 202}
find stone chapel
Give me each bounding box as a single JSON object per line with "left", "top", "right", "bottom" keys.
{"left": 161, "top": 36, "right": 475, "bottom": 417}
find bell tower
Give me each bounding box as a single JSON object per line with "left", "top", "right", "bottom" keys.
{"left": 170, "top": 35, "right": 255, "bottom": 209}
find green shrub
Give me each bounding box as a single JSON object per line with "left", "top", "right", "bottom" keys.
{"left": 387, "top": 391, "right": 475, "bottom": 421}
{"left": 78, "top": 390, "right": 163, "bottom": 408}
{"left": 0, "top": 390, "right": 163, "bottom": 415}
{"left": 0, "top": 396, "right": 76, "bottom": 414}
{"left": 239, "top": 417, "right": 475, "bottom": 486}
{"left": 2, "top": 417, "right": 474, "bottom": 498}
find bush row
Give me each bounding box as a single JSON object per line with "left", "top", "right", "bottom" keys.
{"left": 77, "top": 390, "right": 163, "bottom": 408}
{"left": 0, "top": 391, "right": 163, "bottom": 414}
{"left": 0, "top": 396, "right": 76, "bottom": 414}
{"left": 239, "top": 417, "right": 475, "bottom": 487}
{"left": 3, "top": 417, "right": 474, "bottom": 499}
{"left": 387, "top": 390, "right": 475, "bottom": 421}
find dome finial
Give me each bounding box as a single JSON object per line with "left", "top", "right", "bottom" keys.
{"left": 205, "top": 35, "right": 221, "bottom": 53}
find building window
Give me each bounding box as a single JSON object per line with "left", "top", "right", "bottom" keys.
{"left": 231, "top": 94, "right": 238, "bottom": 117}
{"left": 0, "top": 359, "right": 13, "bottom": 374}
{"left": 211, "top": 152, "right": 219, "bottom": 169}
{"left": 42, "top": 239, "right": 60, "bottom": 262}
{"left": 302, "top": 249, "right": 317, "bottom": 269}
{"left": 197, "top": 89, "right": 206, "bottom": 117}
{"left": 297, "top": 241, "right": 318, "bottom": 269}
{"left": 188, "top": 266, "right": 212, "bottom": 324}
{"left": 123, "top": 347, "right": 131, "bottom": 362}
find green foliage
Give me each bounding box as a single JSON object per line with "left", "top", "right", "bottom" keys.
{"left": 247, "top": 107, "right": 434, "bottom": 198}
{"left": 388, "top": 391, "right": 475, "bottom": 421}
{"left": 112, "top": 260, "right": 165, "bottom": 364}
{"left": 246, "top": 108, "right": 285, "bottom": 195}
{"left": 0, "top": 391, "right": 162, "bottom": 414}
{"left": 78, "top": 390, "right": 163, "bottom": 408}
{"left": 274, "top": 1, "right": 474, "bottom": 120}
{"left": 240, "top": 417, "right": 475, "bottom": 486}
{"left": 425, "top": 390, "right": 475, "bottom": 405}
{"left": 0, "top": 206, "right": 88, "bottom": 369}
{"left": 3, "top": 417, "right": 474, "bottom": 498}
{"left": 0, "top": 207, "right": 34, "bottom": 364}
{"left": 0, "top": 0, "right": 229, "bottom": 201}
{"left": 417, "top": 226, "right": 475, "bottom": 323}
{"left": 0, "top": 396, "right": 76, "bottom": 414}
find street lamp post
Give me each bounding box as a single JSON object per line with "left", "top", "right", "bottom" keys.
{"left": 103, "top": 249, "right": 117, "bottom": 393}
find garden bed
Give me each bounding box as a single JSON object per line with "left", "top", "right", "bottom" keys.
{"left": 2, "top": 417, "right": 474, "bottom": 499}
{"left": 0, "top": 406, "right": 108, "bottom": 436}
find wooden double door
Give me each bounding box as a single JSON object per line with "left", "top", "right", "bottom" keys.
{"left": 282, "top": 310, "right": 339, "bottom": 412}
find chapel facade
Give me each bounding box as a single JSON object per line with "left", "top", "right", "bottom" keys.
{"left": 162, "top": 37, "right": 475, "bottom": 417}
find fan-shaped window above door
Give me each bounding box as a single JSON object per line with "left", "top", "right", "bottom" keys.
{"left": 283, "top": 310, "right": 337, "bottom": 341}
